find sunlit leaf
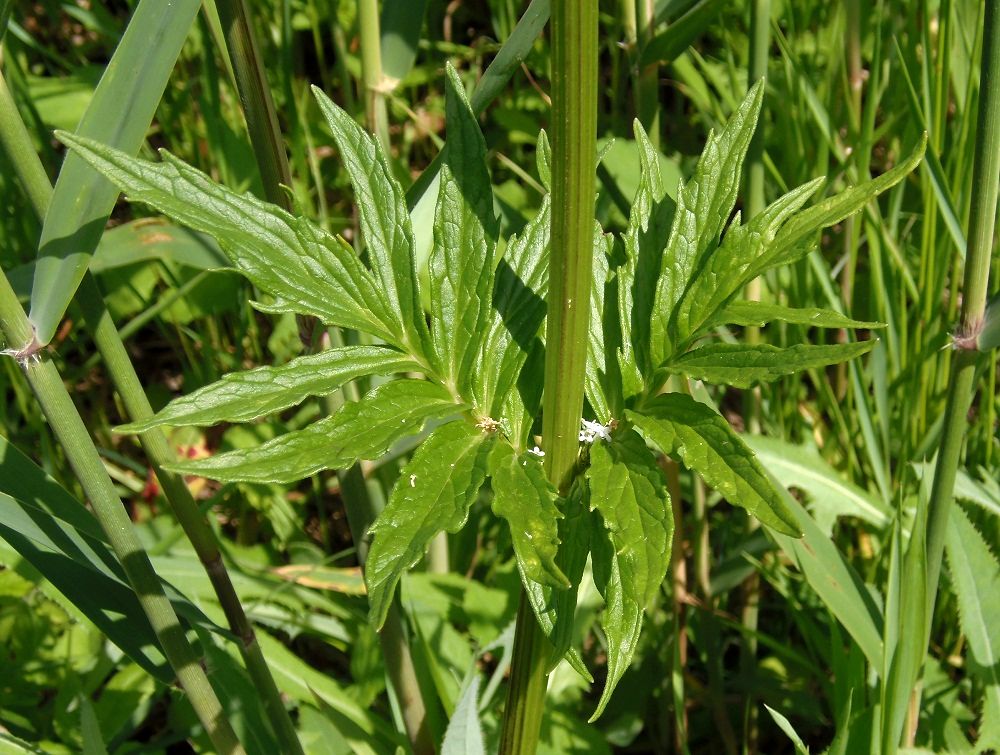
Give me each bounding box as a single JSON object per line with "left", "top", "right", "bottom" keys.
{"left": 366, "top": 421, "right": 494, "bottom": 628}
{"left": 629, "top": 393, "right": 799, "bottom": 535}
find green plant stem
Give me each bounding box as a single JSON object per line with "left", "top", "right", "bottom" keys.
{"left": 925, "top": 0, "right": 1000, "bottom": 603}
{"left": 358, "top": 0, "right": 391, "bottom": 153}
{"left": 0, "top": 67, "right": 302, "bottom": 754}
{"left": 0, "top": 274, "right": 244, "bottom": 755}
{"left": 499, "top": 2, "right": 598, "bottom": 753}
{"left": 214, "top": 0, "right": 294, "bottom": 209}
{"left": 740, "top": 3, "right": 769, "bottom": 750}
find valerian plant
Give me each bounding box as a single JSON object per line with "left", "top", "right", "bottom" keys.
{"left": 58, "top": 65, "right": 924, "bottom": 719}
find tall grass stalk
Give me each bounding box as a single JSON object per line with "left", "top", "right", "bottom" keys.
{"left": 498, "top": 1, "right": 598, "bottom": 752}
{"left": 358, "top": 0, "right": 391, "bottom": 153}
{"left": 214, "top": 0, "right": 293, "bottom": 208}
{"left": 924, "top": 0, "right": 999, "bottom": 602}
{"left": 0, "top": 227, "right": 244, "bottom": 755}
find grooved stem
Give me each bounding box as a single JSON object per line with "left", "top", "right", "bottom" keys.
{"left": 499, "top": 2, "right": 599, "bottom": 753}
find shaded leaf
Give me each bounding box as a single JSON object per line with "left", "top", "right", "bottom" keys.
{"left": 947, "top": 506, "right": 1000, "bottom": 751}
{"left": 366, "top": 421, "right": 494, "bottom": 628}
{"left": 629, "top": 394, "right": 799, "bottom": 535}
{"left": 586, "top": 429, "right": 672, "bottom": 720}
{"left": 168, "top": 380, "right": 460, "bottom": 483}
{"left": 441, "top": 675, "right": 485, "bottom": 755}
{"left": 489, "top": 443, "right": 568, "bottom": 589}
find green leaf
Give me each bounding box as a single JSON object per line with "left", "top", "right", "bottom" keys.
{"left": 764, "top": 706, "right": 810, "bottom": 755}
{"left": 620, "top": 121, "right": 676, "bottom": 375}
{"left": 481, "top": 195, "right": 550, "bottom": 418}
{"left": 586, "top": 225, "right": 616, "bottom": 422}
{"left": 118, "top": 345, "right": 419, "bottom": 431}
{"left": 746, "top": 135, "right": 927, "bottom": 280}
{"left": 649, "top": 81, "right": 764, "bottom": 364}
{"left": 743, "top": 436, "right": 889, "bottom": 534}
{"left": 706, "top": 300, "right": 884, "bottom": 331}
{"left": 946, "top": 506, "right": 1000, "bottom": 751}
{"left": 312, "top": 86, "right": 428, "bottom": 356}
{"left": 488, "top": 443, "right": 568, "bottom": 589}
{"left": 639, "top": 0, "right": 728, "bottom": 66}
{"left": 586, "top": 428, "right": 673, "bottom": 720}
{"left": 520, "top": 479, "right": 593, "bottom": 679}
{"left": 366, "top": 421, "right": 494, "bottom": 628}
{"left": 168, "top": 379, "right": 460, "bottom": 483}
{"left": 430, "top": 63, "right": 499, "bottom": 404}
{"left": 56, "top": 132, "right": 398, "bottom": 344}
{"left": 29, "top": 0, "right": 202, "bottom": 345}
{"left": 670, "top": 178, "right": 823, "bottom": 346}
{"left": 629, "top": 394, "right": 799, "bottom": 535}
{"left": 441, "top": 675, "right": 486, "bottom": 755}
{"left": 662, "top": 340, "right": 876, "bottom": 388}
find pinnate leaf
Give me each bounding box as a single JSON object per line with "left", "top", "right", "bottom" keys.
{"left": 488, "top": 443, "right": 568, "bottom": 589}
{"left": 586, "top": 428, "right": 673, "bottom": 720}
{"left": 167, "top": 380, "right": 460, "bottom": 483}
{"left": 118, "top": 346, "right": 419, "bottom": 431}
{"left": 629, "top": 393, "right": 799, "bottom": 535}
{"left": 312, "top": 87, "right": 428, "bottom": 356}
{"left": 662, "top": 340, "right": 876, "bottom": 388}
{"left": 649, "top": 81, "right": 764, "bottom": 364}
{"left": 745, "top": 135, "right": 927, "bottom": 280}
{"left": 366, "top": 421, "right": 494, "bottom": 628}
{"left": 56, "top": 132, "right": 397, "bottom": 344}
{"left": 670, "top": 178, "right": 822, "bottom": 346}
{"left": 430, "top": 64, "right": 499, "bottom": 404}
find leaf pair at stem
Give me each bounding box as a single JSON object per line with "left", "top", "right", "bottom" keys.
{"left": 59, "top": 64, "right": 924, "bottom": 717}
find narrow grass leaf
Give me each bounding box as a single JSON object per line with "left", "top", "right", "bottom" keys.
{"left": 764, "top": 706, "right": 810, "bottom": 755}
{"left": 587, "top": 429, "right": 673, "bottom": 720}
{"left": 706, "top": 301, "right": 883, "bottom": 330}
{"left": 366, "top": 421, "right": 494, "bottom": 628}
{"left": 441, "top": 675, "right": 485, "bottom": 755}
{"left": 764, "top": 476, "right": 884, "bottom": 668}
{"left": 430, "top": 63, "right": 499, "bottom": 404}
{"left": 380, "top": 0, "right": 428, "bottom": 85}
{"left": 743, "top": 436, "right": 889, "bottom": 533}
{"left": 168, "top": 380, "right": 460, "bottom": 483}
{"left": 946, "top": 506, "right": 1000, "bottom": 750}
{"left": 118, "top": 345, "right": 419, "bottom": 431}
{"left": 650, "top": 81, "right": 763, "bottom": 364}
{"left": 640, "top": 0, "right": 728, "bottom": 66}
{"left": 29, "top": 0, "right": 201, "bottom": 345}
{"left": 489, "top": 442, "right": 568, "bottom": 589}
{"left": 629, "top": 394, "right": 799, "bottom": 535}
{"left": 57, "top": 133, "right": 397, "bottom": 343}
{"left": 662, "top": 340, "right": 876, "bottom": 388}
{"left": 312, "top": 87, "right": 428, "bottom": 356}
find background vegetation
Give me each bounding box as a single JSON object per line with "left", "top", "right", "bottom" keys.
{"left": 0, "top": 0, "right": 997, "bottom": 753}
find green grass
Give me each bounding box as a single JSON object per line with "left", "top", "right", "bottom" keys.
{"left": 1, "top": 1, "right": 998, "bottom": 753}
